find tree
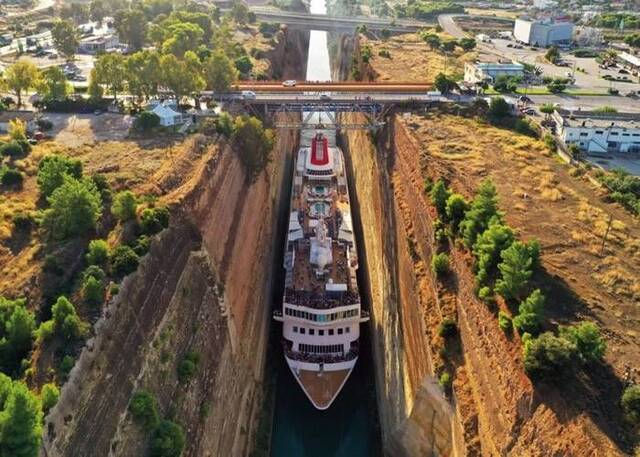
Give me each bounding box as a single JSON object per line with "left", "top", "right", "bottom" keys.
{"left": 231, "top": 116, "right": 274, "bottom": 180}
{"left": 1, "top": 168, "right": 23, "bottom": 188}
{"left": 230, "top": 1, "right": 250, "bottom": 24}
{"left": 431, "top": 253, "right": 450, "bottom": 278}
{"left": 90, "top": 0, "right": 107, "bottom": 25}
{"left": 134, "top": 112, "right": 160, "bottom": 132}
{"left": 126, "top": 50, "right": 161, "bottom": 100}
{"left": 434, "top": 73, "right": 456, "bottom": 94}
{"left": 110, "top": 245, "right": 140, "bottom": 278}
{"left": 458, "top": 37, "right": 476, "bottom": 51}
{"left": 559, "top": 322, "right": 606, "bottom": 363}
{"left": 112, "top": 191, "right": 137, "bottom": 221}
{"left": 540, "top": 103, "right": 556, "bottom": 121}
{"left": 495, "top": 241, "right": 535, "bottom": 301}
{"left": 0, "top": 380, "right": 43, "bottom": 457}
{"left": 624, "top": 33, "right": 640, "bottom": 49}
{"left": 422, "top": 33, "right": 441, "bottom": 50}
{"left": 39, "top": 67, "right": 71, "bottom": 101}
{"left": 139, "top": 207, "right": 170, "bottom": 235}
{"left": 129, "top": 390, "right": 159, "bottom": 430}
{"left": 429, "top": 179, "right": 450, "bottom": 218}
{"left": 493, "top": 75, "right": 518, "bottom": 93}
{"left": 87, "top": 69, "right": 104, "bottom": 101}
{"left": 440, "top": 40, "right": 456, "bottom": 53}
{"left": 151, "top": 420, "right": 185, "bottom": 457}
{"left": 3, "top": 60, "right": 39, "bottom": 107}
{"left": 513, "top": 289, "right": 545, "bottom": 334}
{"left": 234, "top": 55, "right": 253, "bottom": 75}
{"left": 488, "top": 97, "right": 511, "bottom": 118}
{"left": 162, "top": 22, "right": 204, "bottom": 58}
{"left": 86, "top": 239, "right": 109, "bottom": 266}
{"left": 40, "top": 383, "right": 59, "bottom": 414}
{"left": 0, "top": 297, "right": 35, "bottom": 374}
{"left": 114, "top": 9, "right": 148, "bottom": 51}
{"left": 446, "top": 193, "right": 469, "bottom": 234}
{"left": 547, "top": 78, "right": 567, "bottom": 94}
{"left": 82, "top": 275, "right": 104, "bottom": 306}
{"left": 43, "top": 177, "right": 102, "bottom": 240}
{"left": 204, "top": 50, "right": 238, "bottom": 92}
{"left": 94, "top": 53, "right": 127, "bottom": 100}
{"left": 460, "top": 179, "right": 501, "bottom": 248}
{"left": 621, "top": 385, "right": 640, "bottom": 425}
{"left": 51, "top": 20, "right": 79, "bottom": 61}
{"left": 8, "top": 119, "right": 27, "bottom": 141}
{"left": 51, "top": 296, "right": 86, "bottom": 340}
{"left": 159, "top": 52, "right": 205, "bottom": 101}
{"left": 473, "top": 221, "right": 514, "bottom": 285}
{"left": 37, "top": 155, "right": 83, "bottom": 197}
{"left": 545, "top": 46, "right": 560, "bottom": 64}
{"left": 523, "top": 332, "right": 577, "bottom": 382}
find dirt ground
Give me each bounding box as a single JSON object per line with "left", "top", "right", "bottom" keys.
{"left": 401, "top": 111, "right": 640, "bottom": 381}
{"left": 362, "top": 33, "right": 478, "bottom": 83}
{"left": 45, "top": 112, "right": 135, "bottom": 148}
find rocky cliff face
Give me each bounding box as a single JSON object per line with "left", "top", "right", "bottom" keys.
{"left": 41, "top": 129, "right": 297, "bottom": 457}
{"left": 340, "top": 118, "right": 464, "bottom": 457}
{"left": 265, "top": 27, "right": 309, "bottom": 80}
{"left": 343, "top": 112, "right": 626, "bottom": 456}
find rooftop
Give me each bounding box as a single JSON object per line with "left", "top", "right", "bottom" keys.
{"left": 557, "top": 109, "right": 640, "bottom": 130}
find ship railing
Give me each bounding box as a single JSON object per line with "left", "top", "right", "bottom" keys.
{"left": 284, "top": 289, "right": 360, "bottom": 310}
{"left": 284, "top": 346, "right": 359, "bottom": 364}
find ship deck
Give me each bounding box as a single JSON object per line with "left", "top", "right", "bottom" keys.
{"left": 295, "top": 368, "right": 352, "bottom": 410}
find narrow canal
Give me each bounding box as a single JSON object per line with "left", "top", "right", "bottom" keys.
{"left": 269, "top": 0, "right": 382, "bottom": 455}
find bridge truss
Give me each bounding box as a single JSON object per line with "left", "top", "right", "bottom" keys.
{"left": 244, "top": 101, "right": 396, "bottom": 130}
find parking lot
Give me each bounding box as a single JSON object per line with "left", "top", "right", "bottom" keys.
{"left": 480, "top": 38, "right": 640, "bottom": 94}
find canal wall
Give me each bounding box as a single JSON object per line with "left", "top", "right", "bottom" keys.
{"left": 40, "top": 128, "right": 297, "bottom": 457}
{"left": 339, "top": 118, "right": 465, "bottom": 457}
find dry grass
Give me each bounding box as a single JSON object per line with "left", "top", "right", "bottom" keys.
{"left": 401, "top": 111, "right": 640, "bottom": 373}
{"left": 362, "top": 32, "right": 477, "bottom": 83}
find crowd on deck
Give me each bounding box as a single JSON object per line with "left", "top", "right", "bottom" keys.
{"left": 285, "top": 288, "right": 360, "bottom": 309}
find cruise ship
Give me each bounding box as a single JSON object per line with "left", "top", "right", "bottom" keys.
{"left": 274, "top": 132, "right": 368, "bottom": 410}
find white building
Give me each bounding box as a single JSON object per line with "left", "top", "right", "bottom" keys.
{"left": 78, "top": 34, "right": 120, "bottom": 54}
{"left": 464, "top": 62, "right": 525, "bottom": 84}
{"left": 513, "top": 17, "right": 574, "bottom": 47}
{"left": 554, "top": 110, "right": 640, "bottom": 154}
{"left": 618, "top": 52, "right": 640, "bottom": 73}
{"left": 151, "top": 104, "right": 183, "bottom": 127}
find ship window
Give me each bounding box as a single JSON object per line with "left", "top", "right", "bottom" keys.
{"left": 300, "top": 327, "right": 306, "bottom": 334}
{"left": 309, "top": 329, "right": 315, "bottom": 335}
{"left": 328, "top": 329, "right": 334, "bottom": 336}
{"left": 345, "top": 327, "right": 350, "bottom": 333}
{"left": 338, "top": 328, "right": 343, "bottom": 335}
{"left": 293, "top": 326, "right": 298, "bottom": 333}
{"left": 319, "top": 330, "right": 324, "bottom": 336}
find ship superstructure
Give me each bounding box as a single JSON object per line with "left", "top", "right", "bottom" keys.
{"left": 274, "top": 132, "right": 368, "bottom": 410}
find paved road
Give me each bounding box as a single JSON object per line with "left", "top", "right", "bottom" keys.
{"left": 438, "top": 14, "right": 468, "bottom": 39}
{"left": 236, "top": 82, "right": 433, "bottom": 92}
{"left": 247, "top": 7, "right": 432, "bottom": 32}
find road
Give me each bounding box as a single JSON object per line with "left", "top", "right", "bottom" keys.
{"left": 245, "top": 7, "right": 432, "bottom": 32}
{"left": 235, "top": 82, "right": 433, "bottom": 92}
{"left": 3, "top": 0, "right": 54, "bottom": 18}
{"left": 438, "top": 14, "right": 468, "bottom": 39}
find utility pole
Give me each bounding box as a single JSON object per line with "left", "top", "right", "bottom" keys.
{"left": 599, "top": 214, "right": 613, "bottom": 257}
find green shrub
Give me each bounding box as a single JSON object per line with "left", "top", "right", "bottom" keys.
{"left": 43, "top": 177, "right": 102, "bottom": 240}
{"left": 37, "top": 155, "right": 82, "bottom": 197}
{"left": 86, "top": 239, "right": 109, "bottom": 266}
{"left": 558, "top": 322, "right": 606, "bottom": 363}
{"left": 514, "top": 119, "right": 538, "bottom": 138}
{"left": 621, "top": 385, "right": 640, "bottom": 425}
{"left": 0, "top": 141, "right": 25, "bottom": 158}
{"left": 438, "top": 318, "right": 457, "bottom": 339}
{"left": 523, "top": 332, "right": 577, "bottom": 382}
{"left": 430, "top": 179, "right": 451, "bottom": 219}
{"left": 134, "top": 111, "right": 160, "bottom": 131}
{"left": 41, "top": 383, "right": 59, "bottom": 414}
{"left": 82, "top": 275, "right": 104, "bottom": 306}
{"left": 460, "top": 179, "right": 500, "bottom": 248}
{"left": 1, "top": 168, "right": 23, "bottom": 187}
{"left": 112, "top": 191, "right": 137, "bottom": 222}
{"left": 488, "top": 97, "right": 511, "bottom": 118}
{"left": 445, "top": 193, "right": 468, "bottom": 234}
{"left": 498, "top": 311, "right": 512, "bottom": 332}
{"left": 431, "top": 253, "right": 450, "bottom": 278}
{"left": 177, "top": 351, "right": 200, "bottom": 384}
{"left": 36, "top": 320, "right": 55, "bottom": 342}
{"left": 110, "top": 245, "right": 140, "bottom": 278}
{"left": 478, "top": 286, "right": 494, "bottom": 304}
{"left": 439, "top": 371, "right": 452, "bottom": 391}
{"left": 132, "top": 235, "right": 151, "bottom": 256}
{"left": 139, "top": 207, "right": 170, "bottom": 236}
{"left": 0, "top": 297, "right": 36, "bottom": 374}
{"left": 12, "top": 212, "right": 34, "bottom": 232}
{"left": 543, "top": 133, "right": 557, "bottom": 151}
{"left": 495, "top": 240, "right": 536, "bottom": 302}
{"left": 150, "top": 419, "right": 185, "bottom": 457}
{"left": 129, "top": 390, "right": 160, "bottom": 430}
{"left": 51, "top": 296, "right": 87, "bottom": 340}
{"left": 473, "top": 222, "right": 514, "bottom": 286}
{"left": 59, "top": 355, "right": 75, "bottom": 377}
{"left": 513, "top": 289, "right": 545, "bottom": 334}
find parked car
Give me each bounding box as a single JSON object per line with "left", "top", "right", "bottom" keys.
{"left": 319, "top": 94, "right": 331, "bottom": 101}
{"left": 619, "top": 69, "right": 629, "bottom": 74}
{"left": 282, "top": 80, "right": 297, "bottom": 87}
{"left": 521, "top": 108, "right": 536, "bottom": 115}
{"left": 241, "top": 90, "right": 256, "bottom": 99}
{"left": 626, "top": 91, "right": 638, "bottom": 98}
